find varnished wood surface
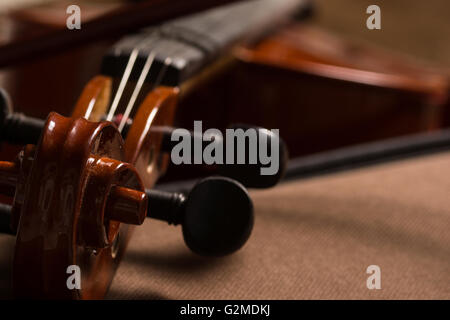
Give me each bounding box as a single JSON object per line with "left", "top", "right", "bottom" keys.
{"left": 235, "top": 24, "right": 448, "bottom": 96}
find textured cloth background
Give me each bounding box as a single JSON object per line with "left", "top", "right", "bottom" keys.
{"left": 106, "top": 152, "right": 450, "bottom": 299}
{"left": 0, "top": 152, "right": 449, "bottom": 299}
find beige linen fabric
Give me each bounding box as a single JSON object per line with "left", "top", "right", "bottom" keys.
{"left": 0, "top": 152, "right": 449, "bottom": 299}
{"left": 107, "top": 152, "right": 450, "bottom": 299}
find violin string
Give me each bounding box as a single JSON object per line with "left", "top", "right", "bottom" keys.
{"left": 109, "top": 8, "right": 225, "bottom": 125}
{"left": 106, "top": 48, "right": 139, "bottom": 121}
{"left": 117, "top": 40, "right": 184, "bottom": 133}
{"left": 117, "top": 51, "right": 156, "bottom": 132}
{"left": 106, "top": 30, "right": 160, "bottom": 121}
{"left": 114, "top": 15, "right": 215, "bottom": 133}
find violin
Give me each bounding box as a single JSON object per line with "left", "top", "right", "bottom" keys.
{"left": 0, "top": 0, "right": 448, "bottom": 300}
{"left": 2, "top": 0, "right": 447, "bottom": 158}
{"left": 0, "top": 0, "right": 296, "bottom": 299}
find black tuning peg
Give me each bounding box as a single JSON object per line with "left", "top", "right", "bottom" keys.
{"left": 146, "top": 176, "right": 254, "bottom": 257}
{"left": 159, "top": 124, "right": 289, "bottom": 188}
{"left": 219, "top": 124, "right": 288, "bottom": 188}
{"left": 0, "top": 89, "right": 45, "bottom": 145}
{"left": 109, "top": 118, "right": 288, "bottom": 189}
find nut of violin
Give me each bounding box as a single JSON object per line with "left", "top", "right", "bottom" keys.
{"left": 106, "top": 186, "right": 148, "bottom": 225}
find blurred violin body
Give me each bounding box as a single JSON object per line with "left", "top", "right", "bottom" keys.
{"left": 1, "top": 0, "right": 448, "bottom": 161}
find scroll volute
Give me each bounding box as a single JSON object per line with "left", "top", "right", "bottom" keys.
{"left": 12, "top": 112, "right": 147, "bottom": 299}
{"left": 10, "top": 77, "right": 109, "bottom": 299}
{"left": 10, "top": 75, "right": 179, "bottom": 299}
{"left": 71, "top": 75, "right": 179, "bottom": 188}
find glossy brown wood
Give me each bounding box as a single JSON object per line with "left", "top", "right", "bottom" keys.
{"left": 106, "top": 186, "right": 148, "bottom": 226}
{"left": 228, "top": 24, "right": 449, "bottom": 156}
{"left": 11, "top": 112, "right": 146, "bottom": 299}
{"left": 0, "top": 0, "right": 242, "bottom": 299}
{"left": 4, "top": 4, "right": 447, "bottom": 164}
{"left": 71, "top": 75, "right": 112, "bottom": 121}
{"left": 125, "top": 86, "right": 179, "bottom": 187}
{"left": 6, "top": 74, "right": 179, "bottom": 298}
{"left": 234, "top": 25, "right": 448, "bottom": 97}
{"left": 173, "top": 23, "right": 449, "bottom": 164}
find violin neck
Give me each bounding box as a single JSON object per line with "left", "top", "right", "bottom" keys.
{"left": 101, "top": 0, "right": 311, "bottom": 86}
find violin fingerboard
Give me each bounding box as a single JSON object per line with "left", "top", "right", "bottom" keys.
{"left": 101, "top": 0, "right": 311, "bottom": 85}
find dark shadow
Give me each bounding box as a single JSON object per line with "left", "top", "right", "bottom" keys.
{"left": 124, "top": 248, "right": 231, "bottom": 274}
{"left": 0, "top": 235, "right": 14, "bottom": 299}
{"left": 106, "top": 248, "right": 237, "bottom": 299}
